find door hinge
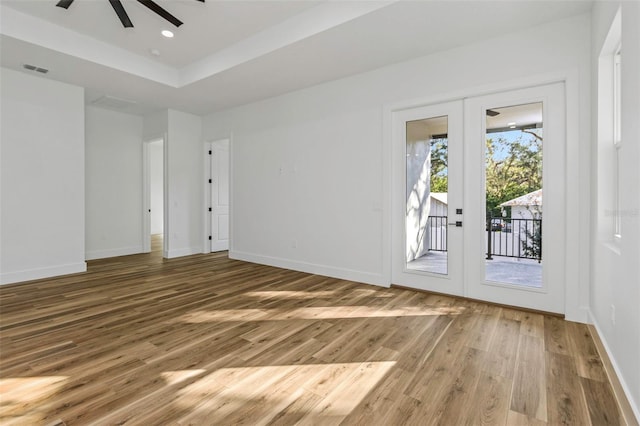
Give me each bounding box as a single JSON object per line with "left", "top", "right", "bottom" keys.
{"left": 208, "top": 179, "right": 212, "bottom": 183}
{"left": 209, "top": 150, "right": 212, "bottom": 155}
{"left": 208, "top": 207, "right": 212, "bottom": 212}
{"left": 208, "top": 236, "right": 212, "bottom": 240}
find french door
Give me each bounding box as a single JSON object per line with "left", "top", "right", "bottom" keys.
{"left": 392, "top": 83, "right": 566, "bottom": 314}
{"left": 392, "top": 100, "right": 465, "bottom": 295}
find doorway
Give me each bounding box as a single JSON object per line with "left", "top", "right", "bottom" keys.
{"left": 392, "top": 83, "right": 566, "bottom": 314}
{"left": 143, "top": 138, "right": 165, "bottom": 254}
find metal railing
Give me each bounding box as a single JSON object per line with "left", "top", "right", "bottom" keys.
{"left": 426, "top": 216, "right": 448, "bottom": 251}
{"left": 424, "top": 215, "right": 542, "bottom": 262}
{"left": 486, "top": 217, "right": 542, "bottom": 262}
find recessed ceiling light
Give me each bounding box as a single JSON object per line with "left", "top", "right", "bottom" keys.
{"left": 161, "top": 30, "right": 174, "bottom": 38}
{"left": 507, "top": 122, "right": 516, "bottom": 126}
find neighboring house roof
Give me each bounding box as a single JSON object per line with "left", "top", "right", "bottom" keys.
{"left": 500, "top": 189, "right": 542, "bottom": 207}
{"left": 430, "top": 192, "right": 448, "bottom": 205}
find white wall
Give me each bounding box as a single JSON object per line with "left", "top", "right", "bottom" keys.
{"left": 429, "top": 198, "right": 448, "bottom": 218}
{"left": 0, "top": 68, "right": 86, "bottom": 284}
{"left": 405, "top": 141, "right": 430, "bottom": 262}
{"left": 202, "top": 14, "right": 592, "bottom": 292}
{"left": 511, "top": 205, "right": 541, "bottom": 220}
{"left": 166, "top": 109, "right": 203, "bottom": 257}
{"left": 149, "top": 140, "right": 164, "bottom": 235}
{"left": 591, "top": 1, "right": 640, "bottom": 419}
{"left": 143, "top": 110, "right": 168, "bottom": 141}
{"left": 85, "top": 106, "right": 144, "bottom": 260}
{"left": 142, "top": 109, "right": 203, "bottom": 257}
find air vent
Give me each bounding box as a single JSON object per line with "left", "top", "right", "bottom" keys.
{"left": 23, "top": 64, "right": 49, "bottom": 74}
{"left": 91, "top": 95, "right": 137, "bottom": 110}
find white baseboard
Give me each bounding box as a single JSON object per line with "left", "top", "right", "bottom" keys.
{"left": 587, "top": 309, "right": 640, "bottom": 424}
{"left": 229, "top": 250, "right": 388, "bottom": 288}
{"left": 85, "top": 245, "right": 144, "bottom": 260}
{"left": 166, "top": 246, "right": 203, "bottom": 259}
{"left": 564, "top": 305, "right": 590, "bottom": 323}
{"left": 0, "top": 262, "right": 87, "bottom": 285}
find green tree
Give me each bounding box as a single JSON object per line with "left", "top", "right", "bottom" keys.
{"left": 485, "top": 130, "right": 542, "bottom": 217}
{"left": 430, "top": 138, "right": 448, "bottom": 192}
{"left": 522, "top": 222, "right": 542, "bottom": 262}
{"left": 425, "top": 131, "right": 542, "bottom": 213}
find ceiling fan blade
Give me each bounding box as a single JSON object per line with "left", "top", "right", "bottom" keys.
{"left": 56, "top": 0, "right": 74, "bottom": 9}
{"left": 136, "top": 0, "right": 183, "bottom": 27}
{"left": 486, "top": 109, "right": 500, "bottom": 117}
{"left": 109, "top": 0, "right": 134, "bottom": 28}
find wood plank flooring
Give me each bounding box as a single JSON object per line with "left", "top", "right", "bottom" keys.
{"left": 0, "top": 240, "right": 625, "bottom": 425}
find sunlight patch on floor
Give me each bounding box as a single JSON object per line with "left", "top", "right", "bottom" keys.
{"left": 160, "top": 369, "right": 206, "bottom": 386}
{"left": 0, "top": 376, "right": 68, "bottom": 422}
{"left": 245, "top": 290, "right": 339, "bottom": 300}
{"left": 179, "top": 309, "right": 268, "bottom": 323}
{"left": 173, "top": 361, "right": 396, "bottom": 424}
{"left": 282, "top": 305, "right": 463, "bottom": 319}
{"left": 178, "top": 305, "right": 462, "bottom": 323}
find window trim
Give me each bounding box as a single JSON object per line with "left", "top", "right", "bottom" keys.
{"left": 613, "top": 44, "right": 622, "bottom": 239}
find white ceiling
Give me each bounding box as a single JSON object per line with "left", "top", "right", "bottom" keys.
{"left": 2, "top": 0, "right": 322, "bottom": 68}
{"left": 0, "top": 0, "right": 593, "bottom": 116}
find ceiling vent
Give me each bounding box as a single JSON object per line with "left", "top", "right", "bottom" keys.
{"left": 91, "top": 95, "right": 138, "bottom": 110}
{"left": 23, "top": 64, "right": 49, "bottom": 74}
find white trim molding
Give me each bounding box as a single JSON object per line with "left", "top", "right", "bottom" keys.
{"left": 230, "top": 250, "right": 388, "bottom": 288}
{"left": 86, "top": 246, "right": 144, "bottom": 261}
{"left": 0, "top": 262, "right": 87, "bottom": 285}
{"left": 588, "top": 310, "right": 640, "bottom": 424}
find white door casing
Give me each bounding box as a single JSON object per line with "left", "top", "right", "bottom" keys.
{"left": 392, "top": 83, "right": 566, "bottom": 314}
{"left": 207, "top": 139, "right": 230, "bottom": 252}
{"left": 142, "top": 136, "right": 165, "bottom": 254}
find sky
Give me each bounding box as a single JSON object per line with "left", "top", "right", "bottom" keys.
{"left": 486, "top": 128, "right": 542, "bottom": 162}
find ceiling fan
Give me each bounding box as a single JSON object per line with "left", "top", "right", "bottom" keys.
{"left": 56, "top": 0, "right": 205, "bottom": 29}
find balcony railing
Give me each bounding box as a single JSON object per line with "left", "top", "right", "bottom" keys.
{"left": 486, "top": 217, "right": 542, "bottom": 262}
{"left": 425, "top": 216, "right": 447, "bottom": 252}
{"left": 425, "top": 215, "right": 542, "bottom": 261}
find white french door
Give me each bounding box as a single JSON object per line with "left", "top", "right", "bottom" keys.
{"left": 464, "top": 83, "right": 565, "bottom": 313}
{"left": 392, "top": 100, "right": 465, "bottom": 296}
{"left": 392, "top": 83, "right": 566, "bottom": 314}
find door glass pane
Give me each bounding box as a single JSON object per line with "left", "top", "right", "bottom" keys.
{"left": 484, "top": 103, "right": 543, "bottom": 287}
{"left": 406, "top": 116, "right": 448, "bottom": 275}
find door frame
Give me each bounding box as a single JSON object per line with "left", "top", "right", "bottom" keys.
{"left": 203, "top": 138, "right": 231, "bottom": 253}
{"left": 463, "top": 83, "right": 566, "bottom": 314}
{"left": 383, "top": 71, "right": 586, "bottom": 320}
{"left": 391, "top": 100, "right": 465, "bottom": 296}
{"left": 142, "top": 134, "right": 167, "bottom": 255}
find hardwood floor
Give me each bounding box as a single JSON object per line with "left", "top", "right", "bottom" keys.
{"left": 0, "top": 241, "right": 625, "bottom": 425}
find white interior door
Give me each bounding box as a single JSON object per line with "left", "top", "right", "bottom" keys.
{"left": 209, "top": 139, "right": 230, "bottom": 252}
{"left": 464, "top": 83, "right": 566, "bottom": 314}
{"left": 392, "top": 100, "right": 464, "bottom": 295}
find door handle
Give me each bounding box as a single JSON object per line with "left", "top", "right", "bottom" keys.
{"left": 448, "top": 221, "right": 463, "bottom": 227}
